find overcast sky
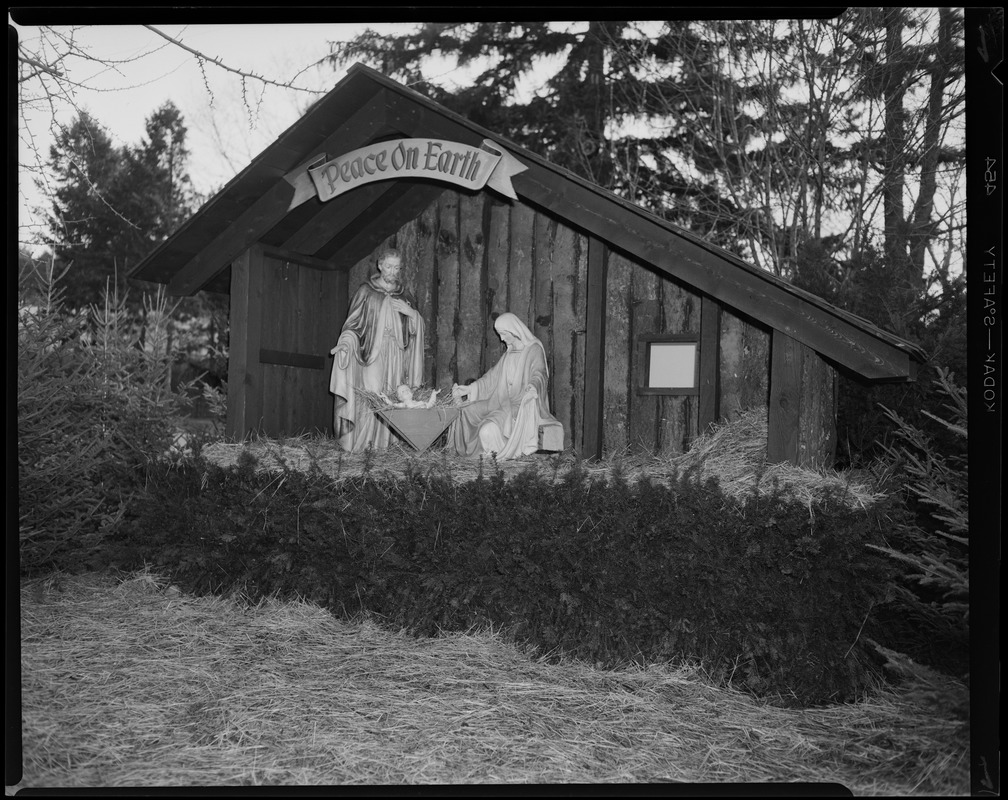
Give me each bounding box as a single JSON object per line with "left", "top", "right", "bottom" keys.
{"left": 13, "top": 21, "right": 425, "bottom": 247}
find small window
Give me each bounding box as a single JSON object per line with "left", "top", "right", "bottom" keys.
{"left": 637, "top": 335, "right": 699, "bottom": 395}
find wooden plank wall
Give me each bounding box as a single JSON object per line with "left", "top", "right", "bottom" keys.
{"left": 256, "top": 251, "right": 347, "bottom": 437}
{"left": 658, "top": 272, "right": 701, "bottom": 454}
{"left": 718, "top": 307, "right": 771, "bottom": 424}
{"left": 767, "top": 330, "right": 837, "bottom": 467}
{"left": 603, "top": 250, "right": 703, "bottom": 455}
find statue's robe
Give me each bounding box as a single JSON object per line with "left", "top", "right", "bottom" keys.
{"left": 449, "top": 340, "right": 560, "bottom": 459}
{"left": 330, "top": 276, "right": 425, "bottom": 452}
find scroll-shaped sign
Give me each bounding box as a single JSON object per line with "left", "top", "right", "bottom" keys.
{"left": 284, "top": 138, "right": 527, "bottom": 211}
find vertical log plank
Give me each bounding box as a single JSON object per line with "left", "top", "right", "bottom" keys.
{"left": 457, "top": 192, "right": 485, "bottom": 385}
{"left": 533, "top": 212, "right": 555, "bottom": 390}
{"left": 798, "top": 349, "right": 837, "bottom": 468}
{"left": 413, "top": 200, "right": 440, "bottom": 388}
{"left": 226, "top": 251, "right": 251, "bottom": 438}
{"left": 551, "top": 220, "right": 578, "bottom": 448}
{"left": 698, "top": 296, "right": 721, "bottom": 436}
{"left": 604, "top": 251, "right": 633, "bottom": 455}
{"left": 658, "top": 278, "right": 698, "bottom": 454}
{"left": 257, "top": 252, "right": 280, "bottom": 437}
{"left": 508, "top": 202, "right": 535, "bottom": 327}
{"left": 435, "top": 191, "right": 460, "bottom": 390}
{"left": 740, "top": 322, "right": 771, "bottom": 415}
{"left": 582, "top": 236, "right": 608, "bottom": 459}
{"left": 484, "top": 199, "right": 510, "bottom": 373}
{"left": 718, "top": 308, "right": 746, "bottom": 424}
{"left": 571, "top": 232, "right": 588, "bottom": 454}
{"left": 768, "top": 329, "right": 802, "bottom": 464}
{"left": 629, "top": 263, "right": 661, "bottom": 453}
{"left": 231, "top": 244, "right": 265, "bottom": 437}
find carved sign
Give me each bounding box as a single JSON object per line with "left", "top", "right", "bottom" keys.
{"left": 284, "top": 138, "right": 527, "bottom": 211}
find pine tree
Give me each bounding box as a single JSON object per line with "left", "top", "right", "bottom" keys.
{"left": 43, "top": 102, "right": 198, "bottom": 311}
{"left": 331, "top": 22, "right": 686, "bottom": 199}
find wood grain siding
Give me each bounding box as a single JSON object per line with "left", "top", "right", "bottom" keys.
{"left": 435, "top": 191, "right": 460, "bottom": 391}
{"left": 658, "top": 276, "right": 700, "bottom": 455}
{"left": 604, "top": 251, "right": 633, "bottom": 454}
{"left": 698, "top": 296, "right": 722, "bottom": 435}
{"left": 412, "top": 202, "right": 440, "bottom": 389}
{"left": 229, "top": 245, "right": 345, "bottom": 439}
{"left": 798, "top": 349, "right": 838, "bottom": 468}
{"left": 768, "top": 330, "right": 802, "bottom": 464}
{"left": 257, "top": 252, "right": 339, "bottom": 436}
{"left": 457, "top": 192, "right": 485, "bottom": 385}
{"left": 484, "top": 198, "right": 510, "bottom": 374}
{"left": 629, "top": 264, "right": 661, "bottom": 452}
{"left": 508, "top": 203, "right": 535, "bottom": 329}
{"left": 533, "top": 213, "right": 555, "bottom": 404}
{"left": 583, "top": 237, "right": 608, "bottom": 459}
{"left": 551, "top": 221, "right": 583, "bottom": 456}
{"left": 571, "top": 231, "right": 588, "bottom": 455}
{"left": 226, "top": 245, "right": 265, "bottom": 438}
{"left": 319, "top": 266, "right": 348, "bottom": 436}
{"left": 719, "top": 307, "right": 771, "bottom": 424}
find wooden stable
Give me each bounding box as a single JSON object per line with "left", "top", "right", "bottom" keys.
{"left": 130, "top": 64, "right": 925, "bottom": 467}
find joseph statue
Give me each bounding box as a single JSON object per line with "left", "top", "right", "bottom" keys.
{"left": 329, "top": 250, "right": 425, "bottom": 451}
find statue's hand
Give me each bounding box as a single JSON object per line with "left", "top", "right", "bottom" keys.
{"left": 524, "top": 384, "right": 538, "bottom": 400}
{"left": 451, "top": 383, "right": 470, "bottom": 401}
{"left": 332, "top": 344, "right": 351, "bottom": 369}
{"left": 391, "top": 297, "right": 416, "bottom": 318}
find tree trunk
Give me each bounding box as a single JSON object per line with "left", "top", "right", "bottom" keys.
{"left": 908, "top": 7, "right": 954, "bottom": 277}
{"left": 882, "top": 8, "right": 912, "bottom": 334}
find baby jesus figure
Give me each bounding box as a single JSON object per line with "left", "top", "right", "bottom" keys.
{"left": 382, "top": 384, "right": 439, "bottom": 409}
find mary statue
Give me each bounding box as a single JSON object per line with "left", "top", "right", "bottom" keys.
{"left": 329, "top": 250, "right": 425, "bottom": 451}
{"left": 449, "top": 312, "right": 563, "bottom": 459}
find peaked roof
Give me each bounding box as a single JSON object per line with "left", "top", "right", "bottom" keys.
{"left": 130, "top": 63, "right": 925, "bottom": 382}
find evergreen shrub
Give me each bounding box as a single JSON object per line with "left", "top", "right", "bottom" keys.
{"left": 17, "top": 263, "right": 186, "bottom": 573}
{"left": 866, "top": 368, "right": 969, "bottom": 675}
{"left": 113, "top": 454, "right": 898, "bottom": 705}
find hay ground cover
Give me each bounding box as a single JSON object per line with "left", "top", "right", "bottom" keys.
{"left": 17, "top": 571, "right": 968, "bottom": 791}
{"left": 199, "top": 409, "right": 884, "bottom": 510}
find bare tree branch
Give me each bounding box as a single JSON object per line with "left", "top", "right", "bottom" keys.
{"left": 143, "top": 26, "right": 326, "bottom": 97}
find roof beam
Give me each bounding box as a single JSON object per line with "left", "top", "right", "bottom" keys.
{"left": 280, "top": 180, "right": 399, "bottom": 256}
{"left": 167, "top": 90, "right": 391, "bottom": 295}
{"left": 316, "top": 181, "right": 446, "bottom": 264}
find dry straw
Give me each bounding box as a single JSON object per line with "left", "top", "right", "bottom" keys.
{"left": 356, "top": 386, "right": 455, "bottom": 411}
{"left": 201, "top": 409, "right": 883, "bottom": 509}
{"left": 17, "top": 571, "right": 969, "bottom": 791}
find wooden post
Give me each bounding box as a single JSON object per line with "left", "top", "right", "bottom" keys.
{"left": 582, "top": 236, "right": 608, "bottom": 460}
{"left": 226, "top": 243, "right": 265, "bottom": 439}
{"left": 767, "top": 328, "right": 801, "bottom": 464}
{"left": 698, "top": 296, "right": 722, "bottom": 435}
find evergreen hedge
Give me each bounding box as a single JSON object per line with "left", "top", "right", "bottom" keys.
{"left": 110, "top": 454, "right": 900, "bottom": 705}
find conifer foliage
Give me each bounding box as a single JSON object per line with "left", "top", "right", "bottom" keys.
{"left": 17, "top": 261, "right": 187, "bottom": 573}
{"left": 42, "top": 102, "right": 198, "bottom": 310}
